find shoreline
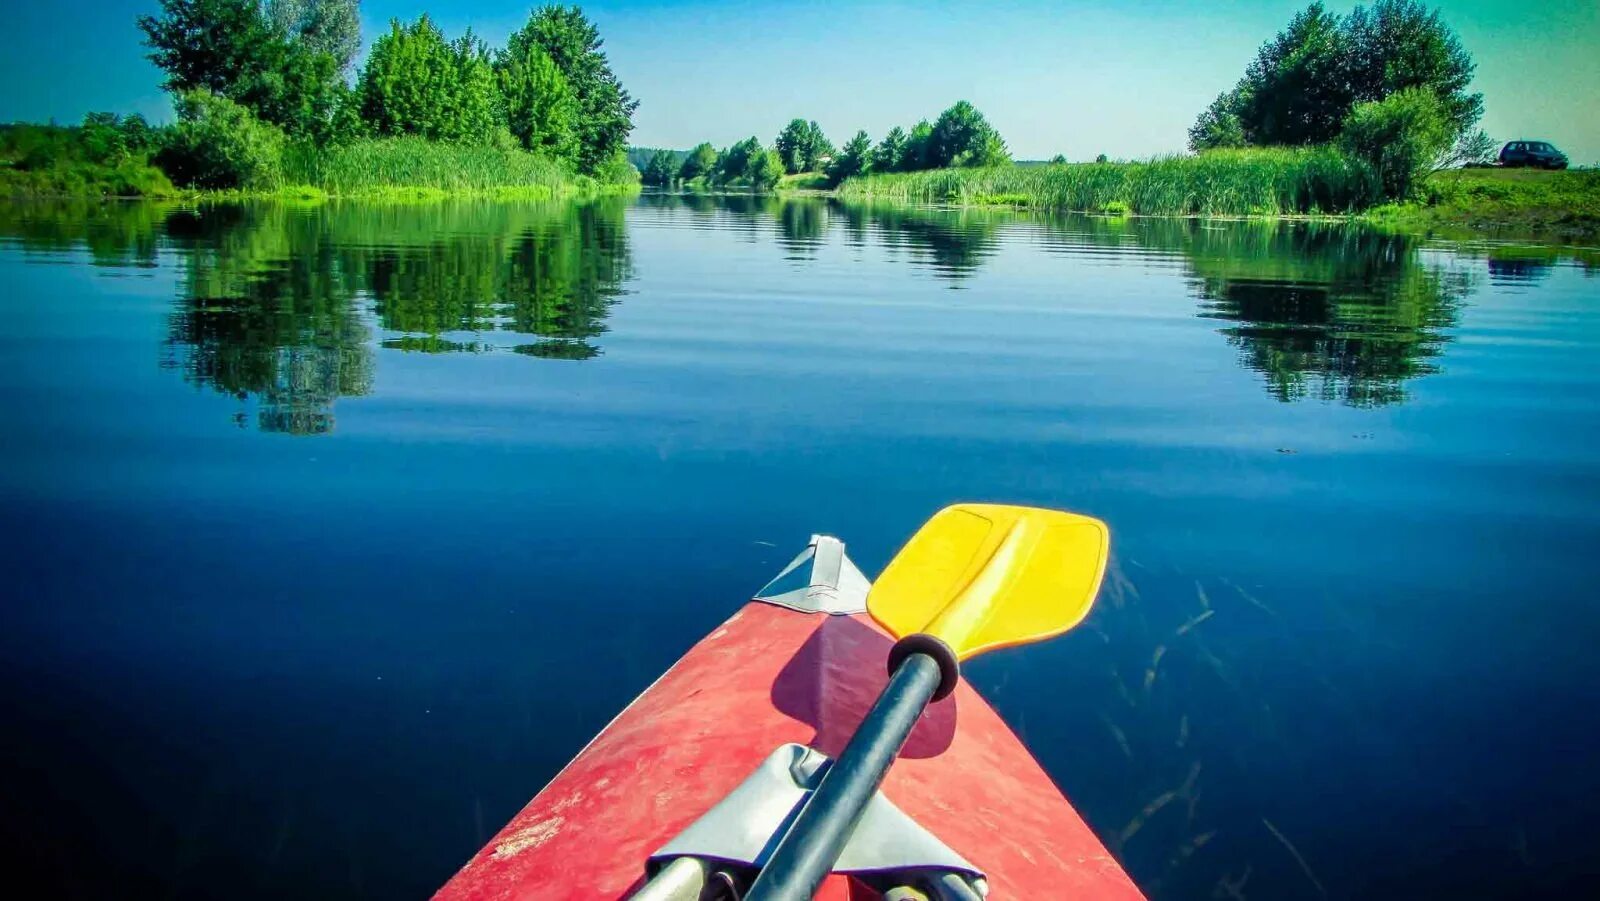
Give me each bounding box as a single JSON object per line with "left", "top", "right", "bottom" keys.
{"left": 7, "top": 175, "right": 1596, "bottom": 250}
{"left": 1, "top": 182, "right": 640, "bottom": 204}
{"left": 830, "top": 165, "right": 1600, "bottom": 248}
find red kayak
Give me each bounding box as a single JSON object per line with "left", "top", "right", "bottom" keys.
{"left": 436, "top": 534, "right": 1144, "bottom": 900}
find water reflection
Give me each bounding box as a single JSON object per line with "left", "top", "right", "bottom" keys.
{"left": 0, "top": 198, "right": 165, "bottom": 268}
{"left": 0, "top": 199, "right": 632, "bottom": 434}
{"left": 1486, "top": 251, "right": 1556, "bottom": 285}
{"left": 863, "top": 204, "right": 1000, "bottom": 281}
{"left": 161, "top": 205, "right": 374, "bottom": 435}
{"left": 635, "top": 196, "right": 1473, "bottom": 406}
{"left": 1181, "top": 224, "right": 1473, "bottom": 407}
{"left": 6, "top": 195, "right": 1591, "bottom": 432}
{"left": 4, "top": 194, "right": 1598, "bottom": 901}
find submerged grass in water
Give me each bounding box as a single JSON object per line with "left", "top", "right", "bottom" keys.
{"left": 839, "top": 148, "right": 1381, "bottom": 216}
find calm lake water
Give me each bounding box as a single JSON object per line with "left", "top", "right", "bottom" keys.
{"left": 1, "top": 195, "right": 1597, "bottom": 899}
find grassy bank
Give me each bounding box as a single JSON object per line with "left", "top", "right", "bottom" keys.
{"left": 838, "top": 148, "right": 1381, "bottom": 216}
{"left": 1366, "top": 168, "right": 1600, "bottom": 242}
{"left": 2, "top": 136, "right": 637, "bottom": 202}
{"left": 280, "top": 138, "right": 634, "bottom": 200}
{"left": 0, "top": 160, "right": 178, "bottom": 198}
{"left": 777, "top": 172, "right": 830, "bottom": 192}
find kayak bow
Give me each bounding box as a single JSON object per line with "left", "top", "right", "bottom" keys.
{"left": 436, "top": 528, "right": 1143, "bottom": 900}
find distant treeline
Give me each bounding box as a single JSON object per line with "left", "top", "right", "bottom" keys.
{"left": 627, "top": 147, "right": 686, "bottom": 172}
{"left": 843, "top": 0, "right": 1492, "bottom": 207}
{"left": 3, "top": 0, "right": 1510, "bottom": 212}
{"left": 638, "top": 100, "right": 1011, "bottom": 190}
{"left": 3, "top": 0, "right": 641, "bottom": 195}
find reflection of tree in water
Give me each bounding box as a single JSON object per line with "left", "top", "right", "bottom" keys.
{"left": 775, "top": 199, "right": 828, "bottom": 259}
{"left": 1032, "top": 215, "right": 1473, "bottom": 407}
{"left": 0, "top": 200, "right": 166, "bottom": 268}
{"left": 640, "top": 194, "right": 999, "bottom": 283}
{"left": 354, "top": 199, "right": 632, "bottom": 360}
{"left": 501, "top": 202, "right": 632, "bottom": 348}
{"left": 161, "top": 205, "right": 373, "bottom": 435}
{"left": 1182, "top": 224, "right": 1471, "bottom": 407}
{"left": 4, "top": 199, "right": 633, "bottom": 434}
{"left": 857, "top": 204, "right": 1000, "bottom": 283}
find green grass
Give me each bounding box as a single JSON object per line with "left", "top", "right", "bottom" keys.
{"left": 280, "top": 137, "right": 633, "bottom": 199}
{"left": 838, "top": 148, "right": 1381, "bottom": 216}
{"left": 777, "top": 172, "right": 830, "bottom": 192}
{"left": 1, "top": 137, "right": 637, "bottom": 201}
{"left": 0, "top": 159, "right": 177, "bottom": 198}
{"left": 1365, "top": 168, "right": 1600, "bottom": 242}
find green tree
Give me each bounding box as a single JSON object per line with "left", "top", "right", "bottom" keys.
{"left": 139, "top": 0, "right": 345, "bottom": 141}
{"left": 156, "top": 89, "right": 286, "bottom": 189}
{"left": 714, "top": 137, "right": 762, "bottom": 184}
{"left": 640, "top": 149, "right": 676, "bottom": 185}
{"left": 592, "top": 148, "right": 640, "bottom": 185}
{"left": 903, "top": 120, "right": 934, "bottom": 171}
{"left": 496, "top": 41, "right": 578, "bottom": 161}
{"left": 827, "top": 130, "right": 873, "bottom": 185}
{"left": 139, "top": 0, "right": 278, "bottom": 97}
{"left": 253, "top": 41, "right": 348, "bottom": 142}
{"left": 267, "top": 0, "right": 361, "bottom": 73}
{"left": 1344, "top": 0, "right": 1481, "bottom": 134}
{"left": 1237, "top": 2, "right": 1352, "bottom": 145}
{"left": 775, "top": 119, "right": 809, "bottom": 174}
{"left": 358, "top": 16, "right": 502, "bottom": 145}
{"left": 873, "top": 126, "right": 908, "bottom": 172}
{"left": 511, "top": 6, "right": 638, "bottom": 174}
{"left": 1338, "top": 87, "right": 1454, "bottom": 199}
{"left": 800, "top": 120, "right": 833, "bottom": 171}
{"left": 970, "top": 129, "right": 1010, "bottom": 167}
{"left": 1188, "top": 90, "right": 1248, "bottom": 150}
{"left": 1194, "top": 0, "right": 1481, "bottom": 149}
{"left": 750, "top": 148, "right": 784, "bottom": 190}
{"left": 929, "top": 101, "right": 1008, "bottom": 167}
{"left": 679, "top": 142, "right": 718, "bottom": 181}
{"left": 80, "top": 113, "right": 139, "bottom": 164}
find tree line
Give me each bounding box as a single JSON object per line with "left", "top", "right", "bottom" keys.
{"left": 639, "top": 101, "right": 1011, "bottom": 189}
{"left": 1188, "top": 0, "right": 1489, "bottom": 198}
{"left": 129, "top": 0, "right": 637, "bottom": 187}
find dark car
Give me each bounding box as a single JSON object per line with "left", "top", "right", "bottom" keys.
{"left": 1499, "top": 140, "right": 1568, "bottom": 169}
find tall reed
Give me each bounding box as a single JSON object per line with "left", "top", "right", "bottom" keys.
{"left": 837, "top": 148, "right": 1382, "bottom": 216}
{"left": 282, "top": 137, "right": 589, "bottom": 197}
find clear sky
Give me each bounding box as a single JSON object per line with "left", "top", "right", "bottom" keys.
{"left": 3, "top": 1, "right": 1597, "bottom": 163}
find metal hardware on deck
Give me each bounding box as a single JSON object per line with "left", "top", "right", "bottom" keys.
{"left": 885, "top": 872, "right": 987, "bottom": 901}
{"left": 644, "top": 743, "right": 981, "bottom": 892}
{"left": 753, "top": 535, "right": 870, "bottom": 615}
{"left": 927, "top": 872, "right": 985, "bottom": 900}
{"left": 746, "top": 653, "right": 945, "bottom": 900}
{"left": 631, "top": 856, "right": 711, "bottom": 901}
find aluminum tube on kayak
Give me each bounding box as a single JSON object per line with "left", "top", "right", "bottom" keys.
{"left": 629, "top": 857, "right": 709, "bottom": 901}
{"left": 746, "top": 652, "right": 944, "bottom": 900}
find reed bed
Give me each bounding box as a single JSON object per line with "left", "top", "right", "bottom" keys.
{"left": 837, "top": 148, "right": 1382, "bottom": 216}
{"left": 282, "top": 137, "right": 588, "bottom": 197}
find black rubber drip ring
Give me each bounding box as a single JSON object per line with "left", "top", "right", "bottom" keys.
{"left": 888, "top": 633, "right": 961, "bottom": 701}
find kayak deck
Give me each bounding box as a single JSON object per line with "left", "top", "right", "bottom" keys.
{"left": 436, "top": 591, "right": 1141, "bottom": 899}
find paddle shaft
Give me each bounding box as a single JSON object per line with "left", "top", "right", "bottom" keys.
{"left": 745, "top": 651, "right": 943, "bottom": 901}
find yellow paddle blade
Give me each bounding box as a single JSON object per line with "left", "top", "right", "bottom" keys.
{"left": 868, "top": 504, "right": 1110, "bottom": 661}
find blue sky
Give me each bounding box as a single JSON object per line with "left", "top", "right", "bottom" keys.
{"left": 3, "top": 1, "right": 1597, "bottom": 162}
